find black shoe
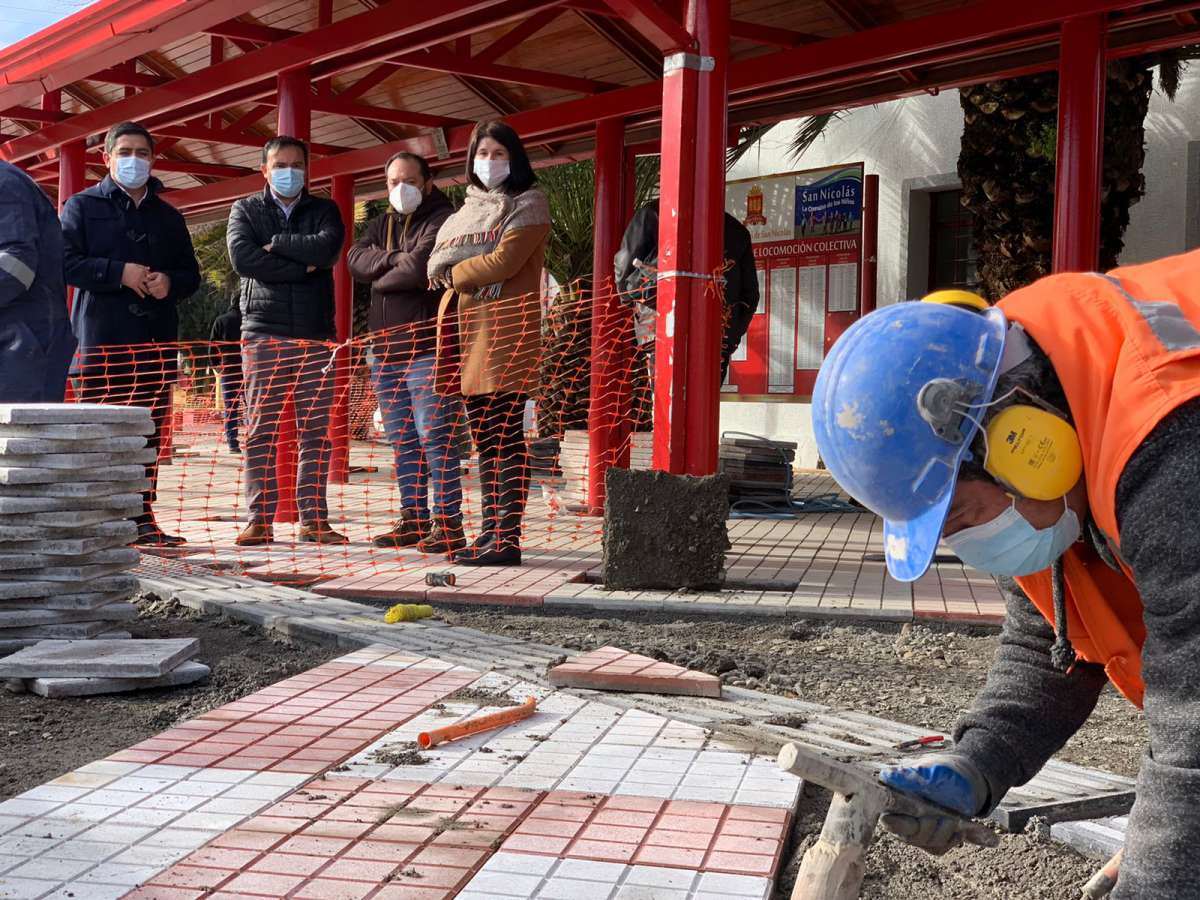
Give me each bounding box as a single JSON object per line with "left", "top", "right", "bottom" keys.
{"left": 228, "top": 442, "right": 241, "bottom": 454}
{"left": 135, "top": 520, "right": 186, "bottom": 547}
{"left": 451, "top": 538, "right": 521, "bottom": 567}
{"left": 470, "top": 526, "right": 497, "bottom": 551}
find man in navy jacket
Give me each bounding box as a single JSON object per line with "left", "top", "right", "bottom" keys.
{"left": 0, "top": 160, "right": 75, "bottom": 403}
{"left": 61, "top": 121, "right": 201, "bottom": 547}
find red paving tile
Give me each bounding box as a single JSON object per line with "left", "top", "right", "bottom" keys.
{"left": 548, "top": 646, "right": 723, "bottom": 697}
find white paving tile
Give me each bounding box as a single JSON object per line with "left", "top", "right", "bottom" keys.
{"left": 0, "top": 876, "right": 59, "bottom": 899}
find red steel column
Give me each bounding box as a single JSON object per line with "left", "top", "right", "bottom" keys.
{"left": 622, "top": 148, "right": 638, "bottom": 226}
{"left": 1052, "top": 15, "right": 1106, "bottom": 273}
{"left": 272, "top": 66, "right": 311, "bottom": 523}
{"left": 860, "top": 173, "right": 879, "bottom": 316}
{"left": 652, "top": 0, "right": 729, "bottom": 475}
{"left": 587, "top": 117, "right": 629, "bottom": 515}
{"left": 329, "top": 174, "right": 354, "bottom": 484}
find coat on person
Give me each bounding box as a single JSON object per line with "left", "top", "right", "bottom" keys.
{"left": 613, "top": 202, "right": 761, "bottom": 365}
{"left": 0, "top": 160, "right": 75, "bottom": 403}
{"left": 61, "top": 174, "right": 200, "bottom": 378}
{"left": 226, "top": 186, "right": 345, "bottom": 341}
{"left": 347, "top": 186, "right": 453, "bottom": 359}
{"left": 208, "top": 302, "right": 242, "bottom": 371}
{"left": 428, "top": 184, "right": 551, "bottom": 396}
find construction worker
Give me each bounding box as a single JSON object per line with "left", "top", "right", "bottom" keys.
{"left": 811, "top": 250, "right": 1200, "bottom": 900}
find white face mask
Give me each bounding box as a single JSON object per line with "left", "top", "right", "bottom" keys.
{"left": 389, "top": 182, "right": 423, "bottom": 215}
{"left": 943, "top": 498, "right": 1080, "bottom": 576}
{"left": 474, "top": 158, "right": 510, "bottom": 190}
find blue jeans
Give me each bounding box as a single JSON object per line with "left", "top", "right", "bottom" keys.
{"left": 371, "top": 351, "right": 462, "bottom": 518}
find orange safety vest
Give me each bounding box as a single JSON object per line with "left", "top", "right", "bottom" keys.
{"left": 997, "top": 249, "right": 1200, "bottom": 708}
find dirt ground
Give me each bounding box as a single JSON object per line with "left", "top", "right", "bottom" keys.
{"left": 0, "top": 599, "right": 339, "bottom": 800}
{"left": 436, "top": 605, "right": 1145, "bottom": 900}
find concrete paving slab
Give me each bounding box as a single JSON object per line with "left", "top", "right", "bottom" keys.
{"left": 0, "top": 480, "right": 149, "bottom": 500}
{"left": 0, "top": 533, "right": 134, "bottom": 557}
{"left": 0, "top": 450, "right": 155, "bottom": 470}
{"left": 0, "top": 422, "right": 153, "bottom": 440}
{"left": 0, "top": 629, "right": 130, "bottom": 654}
{"left": 0, "top": 437, "right": 147, "bottom": 455}
{"left": 0, "top": 620, "right": 133, "bottom": 639}
{"left": 28, "top": 661, "right": 211, "bottom": 698}
{"left": 549, "top": 647, "right": 723, "bottom": 698}
{"left": 0, "top": 494, "right": 143, "bottom": 515}
{"left": 0, "top": 639, "right": 198, "bottom": 678}
{"left": 0, "top": 582, "right": 54, "bottom": 602}
{"left": 0, "top": 590, "right": 132, "bottom": 611}
{"left": 0, "top": 563, "right": 136, "bottom": 583}
{"left": 0, "top": 554, "right": 43, "bottom": 572}
{"left": 0, "top": 465, "right": 148, "bottom": 486}
{"left": 0, "top": 510, "right": 139, "bottom": 529}
{"left": 0, "top": 405, "right": 153, "bottom": 426}
{"left": 1050, "top": 815, "right": 1126, "bottom": 860}
{"left": 0, "top": 603, "right": 138, "bottom": 628}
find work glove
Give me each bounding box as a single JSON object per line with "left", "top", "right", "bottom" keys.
{"left": 878, "top": 753, "right": 992, "bottom": 855}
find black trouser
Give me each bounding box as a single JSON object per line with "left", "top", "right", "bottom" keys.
{"left": 465, "top": 392, "right": 528, "bottom": 543}
{"left": 1110, "top": 397, "right": 1200, "bottom": 900}
{"left": 219, "top": 362, "right": 242, "bottom": 448}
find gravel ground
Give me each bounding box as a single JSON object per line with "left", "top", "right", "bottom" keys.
{"left": 0, "top": 598, "right": 339, "bottom": 800}
{"left": 436, "top": 605, "right": 1145, "bottom": 899}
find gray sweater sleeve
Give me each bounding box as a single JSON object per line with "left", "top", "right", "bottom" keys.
{"left": 952, "top": 578, "right": 1109, "bottom": 811}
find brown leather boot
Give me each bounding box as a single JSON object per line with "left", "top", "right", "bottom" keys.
{"left": 298, "top": 522, "right": 349, "bottom": 545}
{"left": 372, "top": 508, "right": 428, "bottom": 548}
{"left": 236, "top": 522, "right": 274, "bottom": 546}
{"left": 417, "top": 516, "right": 467, "bottom": 555}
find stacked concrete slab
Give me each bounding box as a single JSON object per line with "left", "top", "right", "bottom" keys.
{"left": 0, "top": 403, "right": 154, "bottom": 653}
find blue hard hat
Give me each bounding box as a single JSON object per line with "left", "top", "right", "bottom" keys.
{"left": 812, "top": 302, "right": 1008, "bottom": 582}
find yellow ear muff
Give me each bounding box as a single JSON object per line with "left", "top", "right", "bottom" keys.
{"left": 922, "top": 289, "right": 989, "bottom": 312}
{"left": 983, "top": 405, "right": 1083, "bottom": 500}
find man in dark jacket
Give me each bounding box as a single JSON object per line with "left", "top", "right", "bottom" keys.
{"left": 0, "top": 160, "right": 75, "bottom": 403}
{"left": 226, "top": 135, "right": 346, "bottom": 546}
{"left": 348, "top": 152, "right": 462, "bottom": 555}
{"left": 614, "top": 202, "right": 760, "bottom": 382}
{"left": 208, "top": 299, "right": 242, "bottom": 453}
{"left": 62, "top": 122, "right": 201, "bottom": 547}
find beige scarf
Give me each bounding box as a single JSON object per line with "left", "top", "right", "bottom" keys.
{"left": 428, "top": 184, "right": 550, "bottom": 300}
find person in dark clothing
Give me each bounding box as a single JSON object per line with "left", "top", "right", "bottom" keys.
{"left": 0, "top": 160, "right": 75, "bottom": 403}
{"left": 227, "top": 135, "right": 347, "bottom": 547}
{"left": 347, "top": 152, "right": 462, "bottom": 554}
{"left": 613, "top": 202, "right": 760, "bottom": 382}
{"left": 61, "top": 122, "right": 201, "bottom": 547}
{"left": 208, "top": 300, "right": 242, "bottom": 453}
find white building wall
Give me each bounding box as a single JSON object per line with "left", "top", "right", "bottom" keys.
{"left": 720, "top": 68, "right": 1200, "bottom": 465}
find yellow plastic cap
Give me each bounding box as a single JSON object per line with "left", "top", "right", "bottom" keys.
{"left": 983, "top": 405, "right": 1083, "bottom": 500}
{"left": 922, "top": 289, "right": 989, "bottom": 312}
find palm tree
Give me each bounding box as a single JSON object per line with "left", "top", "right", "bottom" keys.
{"left": 728, "top": 54, "right": 1194, "bottom": 299}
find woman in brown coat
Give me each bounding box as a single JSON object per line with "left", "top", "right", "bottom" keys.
{"left": 428, "top": 121, "right": 550, "bottom": 566}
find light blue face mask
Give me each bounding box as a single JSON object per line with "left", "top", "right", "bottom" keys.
{"left": 269, "top": 166, "right": 305, "bottom": 198}
{"left": 114, "top": 156, "right": 151, "bottom": 190}
{"left": 943, "top": 498, "right": 1080, "bottom": 577}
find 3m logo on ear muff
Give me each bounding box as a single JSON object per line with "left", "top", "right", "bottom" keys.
{"left": 983, "top": 405, "right": 1083, "bottom": 500}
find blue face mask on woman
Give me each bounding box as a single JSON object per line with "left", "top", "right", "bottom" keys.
{"left": 269, "top": 167, "right": 305, "bottom": 199}
{"left": 943, "top": 498, "right": 1080, "bottom": 576}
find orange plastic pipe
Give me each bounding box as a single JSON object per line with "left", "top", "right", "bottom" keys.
{"left": 418, "top": 696, "right": 537, "bottom": 749}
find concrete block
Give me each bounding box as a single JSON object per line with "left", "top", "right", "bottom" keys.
{"left": 78, "top": 574, "right": 139, "bottom": 595}
{"left": 0, "top": 404, "right": 153, "bottom": 426}
{"left": 0, "top": 480, "right": 149, "bottom": 500}
{"left": 0, "top": 581, "right": 54, "bottom": 601}
{"left": 0, "top": 464, "right": 147, "bottom": 486}
{"left": 0, "top": 590, "right": 130, "bottom": 611}
{"left": 0, "top": 450, "right": 155, "bottom": 470}
{"left": 0, "top": 553, "right": 44, "bottom": 572}
{"left": 548, "top": 646, "right": 722, "bottom": 698}
{"left": 603, "top": 468, "right": 731, "bottom": 590}
{"left": 28, "top": 660, "right": 210, "bottom": 698}
{"left": 0, "top": 436, "right": 146, "bottom": 455}
{"left": 0, "top": 563, "right": 135, "bottom": 583}
{"left": 0, "top": 533, "right": 133, "bottom": 556}
{"left": 0, "top": 421, "right": 153, "bottom": 439}
{"left": 0, "top": 628, "right": 130, "bottom": 655}
{"left": 2, "top": 509, "right": 138, "bottom": 528}
{"left": 0, "top": 620, "right": 126, "bottom": 639}
{"left": 0, "top": 602, "right": 137, "bottom": 628}
{"left": 0, "top": 638, "right": 198, "bottom": 678}
{"left": 0, "top": 494, "right": 143, "bottom": 514}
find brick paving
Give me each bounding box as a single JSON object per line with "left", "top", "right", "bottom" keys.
{"left": 548, "top": 647, "right": 723, "bottom": 698}
{"left": 152, "top": 438, "right": 1005, "bottom": 625}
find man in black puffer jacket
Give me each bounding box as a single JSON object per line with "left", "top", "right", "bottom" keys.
{"left": 226, "top": 136, "right": 346, "bottom": 546}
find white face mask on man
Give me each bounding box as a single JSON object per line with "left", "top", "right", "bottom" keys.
{"left": 389, "top": 182, "right": 423, "bottom": 215}
{"left": 942, "top": 497, "right": 1080, "bottom": 576}
{"left": 473, "top": 158, "right": 510, "bottom": 190}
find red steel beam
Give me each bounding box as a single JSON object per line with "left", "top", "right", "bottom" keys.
{"left": 391, "top": 48, "right": 619, "bottom": 92}
{"left": 310, "top": 97, "right": 465, "bottom": 128}
{"left": 334, "top": 64, "right": 398, "bottom": 103}
{"left": 87, "top": 66, "right": 170, "bottom": 88}
{"left": 2, "top": 106, "right": 69, "bottom": 123}
{"left": 475, "top": 9, "right": 562, "bottom": 62}
{"left": 203, "top": 18, "right": 293, "bottom": 44}
{"left": 577, "top": 11, "right": 663, "bottom": 78}
{"left": 601, "top": 0, "right": 694, "bottom": 51}
{"left": 154, "top": 123, "right": 351, "bottom": 156}
{"left": 729, "top": 19, "right": 819, "bottom": 47}
{"left": 1, "top": 0, "right": 548, "bottom": 163}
